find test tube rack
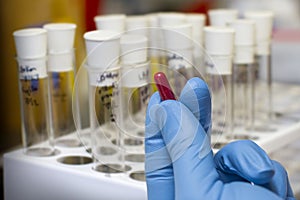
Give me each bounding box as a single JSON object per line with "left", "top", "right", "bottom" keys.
{"left": 4, "top": 82, "right": 300, "bottom": 200}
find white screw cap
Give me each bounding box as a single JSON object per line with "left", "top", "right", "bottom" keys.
{"left": 208, "top": 9, "right": 238, "bottom": 27}
{"left": 186, "top": 13, "right": 206, "bottom": 45}
{"left": 163, "top": 23, "right": 193, "bottom": 50}
{"left": 13, "top": 28, "right": 47, "bottom": 59}
{"left": 94, "top": 14, "right": 126, "bottom": 33}
{"left": 244, "top": 11, "right": 274, "bottom": 55}
{"left": 43, "top": 23, "right": 76, "bottom": 54}
{"left": 204, "top": 26, "right": 235, "bottom": 55}
{"left": 126, "top": 15, "right": 149, "bottom": 37}
{"left": 120, "top": 34, "right": 148, "bottom": 65}
{"left": 204, "top": 26, "right": 235, "bottom": 74}
{"left": 158, "top": 12, "right": 186, "bottom": 27}
{"left": 228, "top": 20, "right": 255, "bottom": 64}
{"left": 84, "top": 30, "right": 121, "bottom": 69}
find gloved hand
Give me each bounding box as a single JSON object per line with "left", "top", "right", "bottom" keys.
{"left": 145, "top": 77, "right": 295, "bottom": 200}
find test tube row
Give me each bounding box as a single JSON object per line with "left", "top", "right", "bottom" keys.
{"left": 13, "top": 9, "right": 274, "bottom": 175}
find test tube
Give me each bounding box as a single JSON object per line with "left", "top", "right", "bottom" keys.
{"left": 229, "top": 20, "right": 255, "bottom": 132}
{"left": 162, "top": 23, "right": 194, "bottom": 96}
{"left": 84, "top": 30, "right": 128, "bottom": 173}
{"left": 208, "top": 9, "right": 238, "bottom": 27}
{"left": 245, "top": 11, "right": 274, "bottom": 130}
{"left": 94, "top": 14, "right": 126, "bottom": 33}
{"left": 43, "top": 23, "right": 79, "bottom": 147}
{"left": 118, "top": 35, "right": 150, "bottom": 177}
{"left": 186, "top": 13, "right": 206, "bottom": 77}
{"left": 13, "top": 28, "right": 54, "bottom": 156}
{"left": 204, "top": 26, "right": 235, "bottom": 138}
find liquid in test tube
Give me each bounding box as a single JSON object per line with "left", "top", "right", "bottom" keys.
{"left": 154, "top": 72, "right": 176, "bottom": 101}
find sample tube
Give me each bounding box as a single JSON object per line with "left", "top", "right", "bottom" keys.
{"left": 13, "top": 28, "right": 54, "bottom": 156}
{"left": 245, "top": 11, "right": 274, "bottom": 130}
{"left": 84, "top": 30, "right": 127, "bottom": 173}
{"left": 229, "top": 20, "right": 255, "bottom": 132}
{"left": 43, "top": 23, "right": 79, "bottom": 147}
{"left": 186, "top": 13, "right": 206, "bottom": 78}
{"left": 162, "top": 23, "right": 194, "bottom": 96}
{"left": 119, "top": 34, "right": 150, "bottom": 163}
{"left": 208, "top": 9, "right": 238, "bottom": 27}
{"left": 204, "top": 27, "right": 235, "bottom": 138}
{"left": 94, "top": 14, "right": 126, "bottom": 33}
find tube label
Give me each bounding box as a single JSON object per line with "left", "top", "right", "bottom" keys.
{"left": 18, "top": 58, "right": 48, "bottom": 80}
{"left": 89, "top": 69, "right": 119, "bottom": 87}
{"left": 205, "top": 55, "right": 232, "bottom": 75}
{"left": 121, "top": 62, "right": 149, "bottom": 88}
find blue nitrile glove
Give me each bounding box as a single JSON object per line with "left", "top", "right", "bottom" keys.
{"left": 145, "top": 77, "right": 295, "bottom": 200}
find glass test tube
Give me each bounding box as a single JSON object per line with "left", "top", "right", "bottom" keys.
{"left": 13, "top": 28, "right": 54, "bottom": 156}
{"left": 229, "top": 20, "right": 255, "bottom": 132}
{"left": 44, "top": 23, "right": 79, "bottom": 147}
{"left": 162, "top": 23, "right": 194, "bottom": 96}
{"left": 120, "top": 35, "right": 150, "bottom": 155}
{"left": 84, "top": 30, "right": 128, "bottom": 173}
{"left": 204, "top": 27, "right": 235, "bottom": 138}
{"left": 245, "top": 11, "right": 274, "bottom": 130}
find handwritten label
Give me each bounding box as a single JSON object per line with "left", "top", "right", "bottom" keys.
{"left": 122, "top": 62, "right": 149, "bottom": 88}
{"left": 89, "top": 70, "right": 119, "bottom": 87}
{"left": 168, "top": 54, "right": 193, "bottom": 71}
{"left": 18, "top": 59, "right": 47, "bottom": 79}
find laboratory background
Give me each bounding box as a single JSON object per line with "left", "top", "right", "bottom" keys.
{"left": 0, "top": 0, "right": 300, "bottom": 199}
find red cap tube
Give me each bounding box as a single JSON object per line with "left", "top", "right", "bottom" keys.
{"left": 154, "top": 72, "right": 176, "bottom": 101}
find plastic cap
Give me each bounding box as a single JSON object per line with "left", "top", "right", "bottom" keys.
{"left": 158, "top": 12, "right": 186, "bottom": 27}
{"left": 94, "top": 14, "right": 126, "bottom": 33}
{"left": 208, "top": 9, "right": 238, "bottom": 27}
{"left": 13, "top": 28, "right": 47, "bottom": 59}
{"left": 163, "top": 23, "right": 193, "bottom": 50}
{"left": 186, "top": 13, "right": 206, "bottom": 45}
{"left": 204, "top": 26, "right": 235, "bottom": 55}
{"left": 43, "top": 23, "right": 76, "bottom": 53}
{"left": 126, "top": 15, "right": 148, "bottom": 37}
{"left": 244, "top": 11, "right": 274, "bottom": 43}
{"left": 84, "top": 30, "right": 121, "bottom": 69}
{"left": 228, "top": 19, "right": 255, "bottom": 46}
{"left": 120, "top": 34, "right": 148, "bottom": 65}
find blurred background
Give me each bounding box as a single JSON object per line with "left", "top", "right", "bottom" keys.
{"left": 0, "top": 0, "right": 299, "bottom": 198}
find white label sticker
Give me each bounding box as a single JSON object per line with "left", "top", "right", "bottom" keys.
{"left": 121, "top": 62, "right": 149, "bottom": 88}
{"left": 167, "top": 51, "right": 193, "bottom": 70}
{"left": 89, "top": 69, "right": 119, "bottom": 87}
{"left": 18, "top": 59, "right": 48, "bottom": 80}
{"left": 205, "top": 55, "right": 232, "bottom": 75}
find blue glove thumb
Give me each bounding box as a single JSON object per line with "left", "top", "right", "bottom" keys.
{"left": 214, "top": 140, "right": 296, "bottom": 200}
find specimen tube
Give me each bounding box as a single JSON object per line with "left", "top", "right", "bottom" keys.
{"left": 229, "top": 20, "right": 255, "bottom": 132}
{"left": 245, "top": 11, "right": 274, "bottom": 130}
{"left": 84, "top": 30, "right": 128, "bottom": 173}
{"left": 204, "top": 26, "right": 235, "bottom": 138}
{"left": 13, "top": 28, "right": 54, "bottom": 156}
{"left": 120, "top": 34, "right": 150, "bottom": 151}
{"left": 43, "top": 23, "right": 79, "bottom": 147}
